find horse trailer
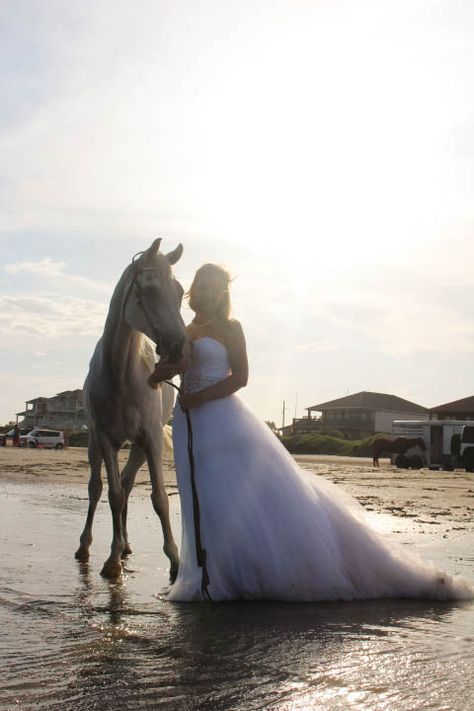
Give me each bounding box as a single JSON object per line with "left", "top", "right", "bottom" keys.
{"left": 391, "top": 420, "right": 474, "bottom": 471}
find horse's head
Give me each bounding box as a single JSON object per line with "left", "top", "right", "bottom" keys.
{"left": 123, "top": 238, "right": 187, "bottom": 363}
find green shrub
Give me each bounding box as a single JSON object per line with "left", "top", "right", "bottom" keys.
{"left": 280, "top": 433, "right": 380, "bottom": 457}
{"left": 69, "top": 431, "right": 89, "bottom": 447}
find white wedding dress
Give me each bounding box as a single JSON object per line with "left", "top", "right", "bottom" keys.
{"left": 168, "top": 337, "right": 473, "bottom": 602}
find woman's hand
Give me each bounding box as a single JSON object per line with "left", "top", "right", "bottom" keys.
{"left": 147, "top": 359, "right": 185, "bottom": 390}
{"left": 179, "top": 392, "right": 202, "bottom": 410}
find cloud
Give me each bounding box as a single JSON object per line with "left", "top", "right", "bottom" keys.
{"left": 311, "top": 263, "right": 474, "bottom": 357}
{"left": 3, "top": 258, "right": 113, "bottom": 294}
{"left": 0, "top": 293, "right": 106, "bottom": 338}
{"left": 5, "top": 258, "right": 65, "bottom": 278}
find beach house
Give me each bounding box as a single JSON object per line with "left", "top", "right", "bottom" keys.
{"left": 16, "top": 389, "right": 87, "bottom": 432}
{"left": 283, "top": 391, "right": 428, "bottom": 438}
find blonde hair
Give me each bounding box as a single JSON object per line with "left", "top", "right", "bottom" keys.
{"left": 188, "top": 263, "right": 232, "bottom": 320}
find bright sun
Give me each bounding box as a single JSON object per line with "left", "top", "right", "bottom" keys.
{"left": 172, "top": 4, "right": 457, "bottom": 273}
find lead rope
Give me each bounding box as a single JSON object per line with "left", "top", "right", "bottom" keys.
{"left": 164, "top": 380, "right": 212, "bottom": 601}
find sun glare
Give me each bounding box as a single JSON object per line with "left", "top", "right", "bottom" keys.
{"left": 175, "top": 5, "right": 456, "bottom": 273}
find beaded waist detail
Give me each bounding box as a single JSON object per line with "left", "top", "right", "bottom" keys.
{"left": 182, "top": 373, "right": 225, "bottom": 393}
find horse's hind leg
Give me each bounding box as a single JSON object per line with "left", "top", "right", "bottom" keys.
{"left": 120, "top": 443, "right": 147, "bottom": 556}
{"left": 75, "top": 430, "right": 103, "bottom": 561}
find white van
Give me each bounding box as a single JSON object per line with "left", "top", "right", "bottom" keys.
{"left": 24, "top": 428, "right": 65, "bottom": 449}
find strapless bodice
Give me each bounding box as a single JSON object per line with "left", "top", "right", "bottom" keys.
{"left": 182, "top": 337, "right": 231, "bottom": 393}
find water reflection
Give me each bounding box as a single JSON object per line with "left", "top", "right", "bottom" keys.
{"left": 65, "top": 566, "right": 469, "bottom": 710}
{"left": 1, "top": 483, "right": 473, "bottom": 710}
{"left": 64, "top": 570, "right": 145, "bottom": 711}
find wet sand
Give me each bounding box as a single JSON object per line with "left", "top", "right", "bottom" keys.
{"left": 0, "top": 445, "right": 177, "bottom": 489}
{"left": 1, "top": 448, "right": 474, "bottom": 710}
{"left": 2, "top": 447, "right": 474, "bottom": 531}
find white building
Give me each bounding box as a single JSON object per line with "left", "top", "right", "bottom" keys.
{"left": 16, "top": 389, "right": 87, "bottom": 432}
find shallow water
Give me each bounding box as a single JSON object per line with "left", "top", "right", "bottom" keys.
{"left": 1, "top": 479, "right": 473, "bottom": 710}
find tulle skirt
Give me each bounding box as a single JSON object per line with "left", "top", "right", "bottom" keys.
{"left": 168, "top": 394, "right": 473, "bottom": 602}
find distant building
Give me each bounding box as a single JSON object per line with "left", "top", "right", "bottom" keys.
{"left": 16, "top": 390, "right": 87, "bottom": 431}
{"left": 429, "top": 395, "right": 474, "bottom": 421}
{"left": 283, "top": 391, "right": 428, "bottom": 438}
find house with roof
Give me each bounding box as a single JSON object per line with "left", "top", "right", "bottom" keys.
{"left": 16, "top": 389, "right": 87, "bottom": 432}
{"left": 428, "top": 395, "right": 474, "bottom": 421}
{"left": 284, "top": 391, "right": 428, "bottom": 438}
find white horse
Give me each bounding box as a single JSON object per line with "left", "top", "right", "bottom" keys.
{"left": 75, "top": 238, "right": 186, "bottom": 579}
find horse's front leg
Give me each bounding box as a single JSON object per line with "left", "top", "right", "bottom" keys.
{"left": 142, "top": 430, "right": 179, "bottom": 582}
{"left": 75, "top": 429, "right": 103, "bottom": 561}
{"left": 120, "top": 443, "right": 147, "bottom": 556}
{"left": 98, "top": 434, "right": 126, "bottom": 578}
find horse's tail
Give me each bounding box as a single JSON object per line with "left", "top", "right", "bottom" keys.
{"left": 161, "top": 381, "right": 175, "bottom": 425}
{"left": 163, "top": 424, "right": 173, "bottom": 459}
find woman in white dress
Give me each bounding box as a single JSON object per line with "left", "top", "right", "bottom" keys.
{"left": 150, "top": 264, "right": 473, "bottom": 603}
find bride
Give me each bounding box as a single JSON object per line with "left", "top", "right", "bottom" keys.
{"left": 149, "top": 263, "right": 473, "bottom": 602}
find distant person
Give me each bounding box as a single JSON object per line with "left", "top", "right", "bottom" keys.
{"left": 13, "top": 425, "right": 20, "bottom": 447}
{"left": 150, "top": 263, "right": 473, "bottom": 603}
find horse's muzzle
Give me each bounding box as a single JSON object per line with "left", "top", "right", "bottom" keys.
{"left": 162, "top": 338, "right": 185, "bottom": 364}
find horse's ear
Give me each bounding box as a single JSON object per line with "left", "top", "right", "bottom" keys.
{"left": 166, "top": 243, "right": 183, "bottom": 265}
{"left": 143, "top": 238, "right": 162, "bottom": 259}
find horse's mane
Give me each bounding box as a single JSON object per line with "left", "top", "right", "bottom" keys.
{"left": 139, "top": 336, "right": 157, "bottom": 370}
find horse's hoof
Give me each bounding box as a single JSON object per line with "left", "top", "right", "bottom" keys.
{"left": 121, "top": 544, "right": 133, "bottom": 558}
{"left": 100, "top": 560, "right": 123, "bottom": 578}
{"left": 75, "top": 547, "right": 90, "bottom": 562}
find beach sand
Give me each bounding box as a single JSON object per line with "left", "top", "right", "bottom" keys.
{"left": 0, "top": 445, "right": 177, "bottom": 489}
{"left": 2, "top": 447, "right": 474, "bottom": 710}
{"left": 1, "top": 446, "right": 474, "bottom": 531}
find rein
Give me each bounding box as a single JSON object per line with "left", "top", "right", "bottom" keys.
{"left": 165, "top": 380, "right": 212, "bottom": 601}
{"left": 122, "top": 252, "right": 163, "bottom": 353}
{"left": 122, "top": 252, "right": 212, "bottom": 600}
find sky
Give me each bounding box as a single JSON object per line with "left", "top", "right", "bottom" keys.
{"left": 1, "top": 0, "right": 474, "bottom": 427}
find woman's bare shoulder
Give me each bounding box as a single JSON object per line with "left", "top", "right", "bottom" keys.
{"left": 222, "top": 318, "right": 244, "bottom": 338}
{"left": 226, "top": 317, "right": 243, "bottom": 331}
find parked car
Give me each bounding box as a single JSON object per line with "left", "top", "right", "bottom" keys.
{"left": 0, "top": 427, "right": 33, "bottom": 446}
{"left": 23, "top": 428, "right": 65, "bottom": 449}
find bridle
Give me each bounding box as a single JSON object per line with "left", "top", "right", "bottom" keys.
{"left": 122, "top": 251, "right": 167, "bottom": 354}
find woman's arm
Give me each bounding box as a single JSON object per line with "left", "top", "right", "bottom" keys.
{"left": 179, "top": 320, "right": 249, "bottom": 410}
{"left": 147, "top": 358, "right": 186, "bottom": 390}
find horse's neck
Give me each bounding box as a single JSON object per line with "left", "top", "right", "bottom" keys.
{"left": 102, "top": 286, "right": 145, "bottom": 385}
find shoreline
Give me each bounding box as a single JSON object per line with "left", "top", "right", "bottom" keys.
{"left": 1, "top": 447, "right": 474, "bottom": 531}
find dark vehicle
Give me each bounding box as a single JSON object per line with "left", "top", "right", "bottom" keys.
{"left": 460, "top": 425, "right": 474, "bottom": 472}
{"left": 392, "top": 419, "right": 474, "bottom": 471}
{"left": 0, "top": 427, "right": 33, "bottom": 446}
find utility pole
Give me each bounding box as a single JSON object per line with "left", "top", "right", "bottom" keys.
{"left": 282, "top": 400, "right": 286, "bottom": 430}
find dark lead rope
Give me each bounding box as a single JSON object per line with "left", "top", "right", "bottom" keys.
{"left": 122, "top": 253, "right": 211, "bottom": 599}
{"left": 164, "top": 380, "right": 212, "bottom": 601}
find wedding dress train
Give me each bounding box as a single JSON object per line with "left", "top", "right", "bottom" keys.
{"left": 168, "top": 337, "right": 473, "bottom": 602}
